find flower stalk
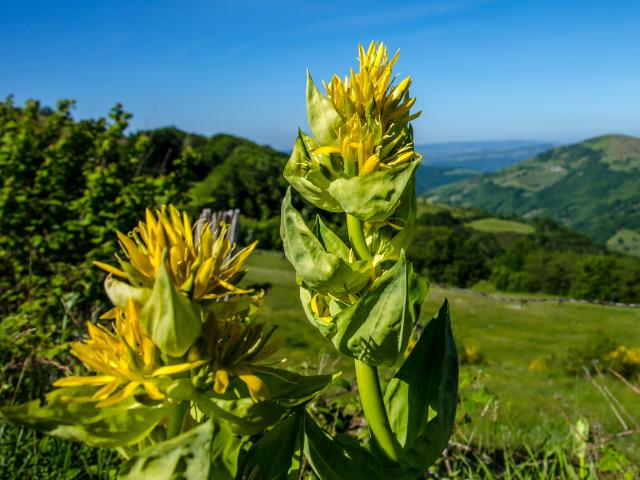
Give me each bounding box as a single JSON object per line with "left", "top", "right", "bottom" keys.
{"left": 355, "top": 359, "right": 400, "bottom": 463}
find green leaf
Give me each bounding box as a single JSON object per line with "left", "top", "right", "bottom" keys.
{"left": 241, "top": 413, "right": 302, "bottom": 480}
{"left": 384, "top": 300, "right": 459, "bottom": 470}
{"left": 280, "top": 187, "right": 369, "bottom": 295}
{"left": 0, "top": 387, "right": 172, "bottom": 448}
{"left": 301, "top": 251, "right": 428, "bottom": 366}
{"left": 195, "top": 394, "right": 285, "bottom": 437}
{"left": 139, "top": 254, "right": 202, "bottom": 357}
{"left": 252, "top": 366, "right": 333, "bottom": 408}
{"left": 303, "top": 412, "right": 386, "bottom": 480}
{"left": 104, "top": 276, "right": 150, "bottom": 309}
{"left": 283, "top": 131, "right": 342, "bottom": 212}
{"left": 194, "top": 368, "right": 331, "bottom": 437}
{"left": 328, "top": 160, "right": 420, "bottom": 223}
{"left": 118, "top": 419, "right": 244, "bottom": 480}
{"left": 306, "top": 72, "right": 343, "bottom": 146}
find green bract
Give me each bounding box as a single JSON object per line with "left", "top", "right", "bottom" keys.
{"left": 306, "top": 72, "right": 344, "bottom": 146}
{"left": 139, "top": 255, "right": 202, "bottom": 357}
{"left": 328, "top": 159, "right": 420, "bottom": 223}
{"left": 281, "top": 188, "right": 370, "bottom": 295}
{"left": 300, "top": 251, "right": 428, "bottom": 366}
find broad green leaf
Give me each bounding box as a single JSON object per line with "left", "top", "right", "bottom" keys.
{"left": 312, "top": 215, "right": 351, "bottom": 260}
{"left": 384, "top": 300, "right": 459, "bottom": 470}
{"left": 283, "top": 131, "right": 342, "bottom": 212}
{"left": 140, "top": 255, "right": 202, "bottom": 357}
{"left": 280, "top": 187, "right": 369, "bottom": 295}
{"left": 118, "top": 419, "right": 243, "bottom": 480}
{"left": 306, "top": 72, "right": 343, "bottom": 146}
{"left": 194, "top": 394, "right": 285, "bottom": 437}
{"left": 328, "top": 159, "right": 420, "bottom": 223}
{"left": 104, "top": 276, "right": 150, "bottom": 309}
{"left": 301, "top": 251, "right": 428, "bottom": 366}
{"left": 0, "top": 386, "right": 172, "bottom": 448}
{"left": 303, "top": 412, "right": 387, "bottom": 480}
{"left": 241, "top": 413, "right": 302, "bottom": 480}
{"left": 194, "top": 368, "right": 331, "bottom": 436}
{"left": 252, "top": 366, "right": 333, "bottom": 408}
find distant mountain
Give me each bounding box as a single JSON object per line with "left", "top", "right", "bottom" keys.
{"left": 428, "top": 134, "right": 640, "bottom": 245}
{"left": 416, "top": 140, "right": 554, "bottom": 172}
{"left": 415, "top": 166, "right": 481, "bottom": 194}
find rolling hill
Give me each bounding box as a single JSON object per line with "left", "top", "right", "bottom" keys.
{"left": 428, "top": 134, "right": 640, "bottom": 245}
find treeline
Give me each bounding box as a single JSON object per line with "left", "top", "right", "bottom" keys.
{"left": 408, "top": 211, "right": 640, "bottom": 303}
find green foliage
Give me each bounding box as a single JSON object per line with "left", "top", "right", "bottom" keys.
{"left": 240, "top": 413, "right": 301, "bottom": 480}
{"left": 1, "top": 387, "right": 173, "bottom": 448}
{"left": 118, "top": 419, "right": 243, "bottom": 480}
{"left": 302, "top": 411, "right": 387, "bottom": 480}
{"left": 0, "top": 97, "right": 196, "bottom": 402}
{"left": 385, "top": 301, "right": 458, "bottom": 469}
{"left": 301, "top": 252, "right": 428, "bottom": 366}
{"left": 139, "top": 258, "right": 202, "bottom": 357}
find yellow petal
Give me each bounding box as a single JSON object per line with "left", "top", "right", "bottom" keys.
{"left": 214, "top": 369, "right": 230, "bottom": 395}
{"left": 93, "top": 261, "right": 127, "bottom": 278}
{"left": 151, "top": 360, "right": 205, "bottom": 377}
{"left": 96, "top": 381, "right": 141, "bottom": 408}
{"left": 312, "top": 146, "right": 341, "bottom": 155}
{"left": 239, "top": 373, "right": 270, "bottom": 402}
{"left": 53, "top": 375, "right": 117, "bottom": 387}
{"left": 142, "top": 381, "right": 165, "bottom": 401}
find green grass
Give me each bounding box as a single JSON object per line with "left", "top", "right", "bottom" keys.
{"left": 607, "top": 228, "right": 640, "bottom": 257}
{"left": 244, "top": 250, "right": 640, "bottom": 461}
{"left": 3, "top": 250, "right": 639, "bottom": 476}
{"left": 466, "top": 218, "right": 534, "bottom": 234}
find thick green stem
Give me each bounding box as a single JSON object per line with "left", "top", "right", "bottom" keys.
{"left": 167, "top": 400, "right": 188, "bottom": 438}
{"left": 347, "top": 215, "right": 400, "bottom": 463}
{"left": 346, "top": 214, "right": 372, "bottom": 262}
{"left": 355, "top": 360, "right": 400, "bottom": 463}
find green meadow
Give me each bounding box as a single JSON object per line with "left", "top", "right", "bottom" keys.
{"left": 244, "top": 250, "right": 640, "bottom": 462}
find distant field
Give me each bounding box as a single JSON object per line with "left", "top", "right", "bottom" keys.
{"left": 607, "top": 228, "right": 640, "bottom": 257}
{"left": 244, "top": 250, "right": 640, "bottom": 461}
{"left": 466, "top": 217, "right": 534, "bottom": 234}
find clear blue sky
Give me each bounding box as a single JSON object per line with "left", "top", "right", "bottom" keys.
{"left": 2, "top": 0, "right": 639, "bottom": 149}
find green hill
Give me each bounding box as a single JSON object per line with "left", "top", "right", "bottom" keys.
{"left": 428, "top": 134, "right": 640, "bottom": 245}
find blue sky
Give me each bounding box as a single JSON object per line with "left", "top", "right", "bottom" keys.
{"left": 1, "top": 0, "right": 639, "bottom": 149}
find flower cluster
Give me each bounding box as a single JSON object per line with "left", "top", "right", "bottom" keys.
{"left": 56, "top": 206, "right": 275, "bottom": 408}
{"left": 95, "top": 205, "right": 256, "bottom": 302}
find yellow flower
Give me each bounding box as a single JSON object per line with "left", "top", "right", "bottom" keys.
{"left": 95, "top": 205, "right": 257, "bottom": 302}
{"left": 324, "top": 42, "right": 419, "bottom": 129}
{"left": 201, "top": 295, "right": 280, "bottom": 402}
{"left": 313, "top": 41, "right": 421, "bottom": 175}
{"left": 53, "top": 300, "right": 204, "bottom": 407}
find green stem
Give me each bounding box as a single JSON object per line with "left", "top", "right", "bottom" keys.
{"left": 355, "top": 360, "right": 400, "bottom": 463}
{"left": 347, "top": 214, "right": 400, "bottom": 463}
{"left": 167, "top": 400, "right": 188, "bottom": 438}
{"left": 346, "top": 214, "right": 372, "bottom": 261}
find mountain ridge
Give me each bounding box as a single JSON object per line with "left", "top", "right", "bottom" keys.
{"left": 427, "top": 134, "right": 640, "bottom": 244}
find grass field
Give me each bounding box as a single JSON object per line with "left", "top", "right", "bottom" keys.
{"left": 607, "top": 228, "right": 640, "bottom": 257}
{"left": 2, "top": 249, "right": 639, "bottom": 477}
{"left": 466, "top": 218, "right": 534, "bottom": 234}
{"left": 243, "top": 251, "right": 640, "bottom": 461}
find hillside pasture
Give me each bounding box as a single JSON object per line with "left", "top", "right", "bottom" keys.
{"left": 243, "top": 251, "right": 640, "bottom": 461}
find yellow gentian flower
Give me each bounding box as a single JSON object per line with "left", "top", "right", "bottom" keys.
{"left": 53, "top": 300, "right": 204, "bottom": 407}
{"left": 94, "top": 205, "right": 257, "bottom": 302}
{"left": 200, "top": 294, "right": 280, "bottom": 402}
{"left": 313, "top": 41, "right": 421, "bottom": 176}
